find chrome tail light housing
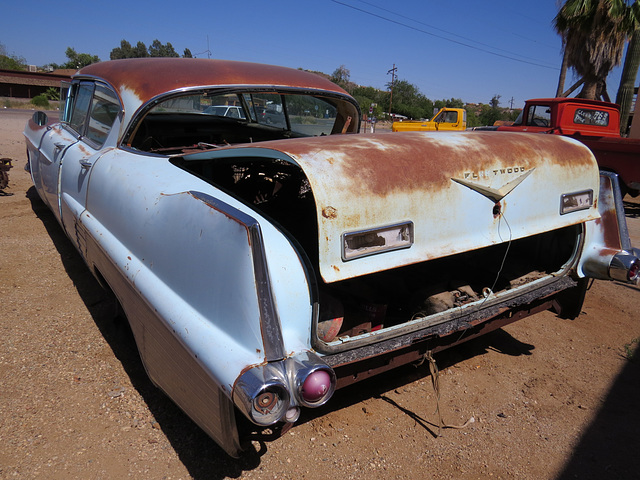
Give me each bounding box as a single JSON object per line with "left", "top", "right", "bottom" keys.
{"left": 233, "top": 352, "right": 336, "bottom": 426}
{"left": 609, "top": 248, "right": 640, "bottom": 284}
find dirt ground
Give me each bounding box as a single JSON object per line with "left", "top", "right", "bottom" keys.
{"left": 1, "top": 108, "right": 639, "bottom": 480}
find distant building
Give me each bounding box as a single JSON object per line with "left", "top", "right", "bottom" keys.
{"left": 0, "top": 69, "right": 74, "bottom": 99}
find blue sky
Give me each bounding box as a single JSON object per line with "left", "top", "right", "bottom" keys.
{"left": 1, "top": 0, "right": 629, "bottom": 108}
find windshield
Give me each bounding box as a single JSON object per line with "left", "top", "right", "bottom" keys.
{"left": 513, "top": 109, "right": 524, "bottom": 126}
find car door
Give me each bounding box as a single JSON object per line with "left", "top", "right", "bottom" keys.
{"left": 35, "top": 82, "right": 94, "bottom": 221}
{"left": 59, "top": 83, "right": 120, "bottom": 252}
{"left": 35, "top": 125, "right": 79, "bottom": 219}
{"left": 435, "top": 110, "right": 460, "bottom": 131}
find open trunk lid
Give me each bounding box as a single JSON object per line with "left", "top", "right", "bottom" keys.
{"left": 246, "top": 131, "right": 599, "bottom": 283}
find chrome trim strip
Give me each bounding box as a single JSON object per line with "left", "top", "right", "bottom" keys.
{"left": 248, "top": 222, "right": 286, "bottom": 361}
{"left": 600, "top": 171, "right": 633, "bottom": 251}
{"left": 189, "top": 191, "right": 285, "bottom": 361}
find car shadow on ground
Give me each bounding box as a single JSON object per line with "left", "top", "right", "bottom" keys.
{"left": 291, "top": 326, "right": 535, "bottom": 436}
{"left": 623, "top": 197, "right": 640, "bottom": 218}
{"left": 557, "top": 341, "right": 640, "bottom": 479}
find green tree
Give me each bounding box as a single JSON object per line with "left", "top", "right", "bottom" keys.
{"left": 433, "top": 98, "right": 465, "bottom": 115}
{"left": 352, "top": 85, "right": 387, "bottom": 117}
{"left": 387, "top": 79, "right": 433, "bottom": 119}
{"left": 45, "top": 87, "right": 60, "bottom": 101}
{"left": 148, "top": 40, "right": 179, "bottom": 57}
{"left": 476, "top": 95, "right": 508, "bottom": 126}
{"left": 465, "top": 107, "right": 480, "bottom": 127}
{"left": 554, "top": 0, "right": 637, "bottom": 100}
{"left": 508, "top": 109, "right": 522, "bottom": 122}
{"left": 616, "top": 30, "right": 640, "bottom": 133}
{"left": 330, "top": 65, "right": 354, "bottom": 93}
{"left": 0, "top": 43, "right": 26, "bottom": 70}
{"left": 133, "top": 41, "right": 149, "bottom": 58}
{"left": 330, "top": 65, "right": 350, "bottom": 85}
{"left": 616, "top": 2, "right": 640, "bottom": 134}
{"left": 61, "top": 47, "right": 100, "bottom": 69}
{"left": 478, "top": 104, "right": 503, "bottom": 126}
{"left": 444, "top": 97, "right": 464, "bottom": 108}
{"left": 111, "top": 40, "right": 188, "bottom": 59}
{"left": 110, "top": 40, "right": 144, "bottom": 59}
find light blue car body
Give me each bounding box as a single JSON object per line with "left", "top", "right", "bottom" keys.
{"left": 24, "top": 58, "right": 639, "bottom": 457}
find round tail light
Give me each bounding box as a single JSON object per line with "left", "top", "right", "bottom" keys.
{"left": 300, "top": 369, "right": 334, "bottom": 405}
{"left": 250, "top": 385, "right": 288, "bottom": 425}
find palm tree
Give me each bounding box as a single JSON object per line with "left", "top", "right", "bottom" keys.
{"left": 616, "top": 2, "right": 640, "bottom": 133}
{"left": 616, "top": 30, "right": 640, "bottom": 133}
{"left": 555, "top": 0, "right": 636, "bottom": 100}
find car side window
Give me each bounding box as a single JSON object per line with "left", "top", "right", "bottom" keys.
{"left": 444, "top": 111, "right": 458, "bottom": 123}
{"left": 59, "top": 81, "right": 71, "bottom": 122}
{"left": 85, "top": 85, "right": 120, "bottom": 146}
{"left": 527, "top": 105, "right": 551, "bottom": 127}
{"left": 63, "top": 81, "right": 120, "bottom": 147}
{"left": 68, "top": 83, "right": 94, "bottom": 135}
{"left": 243, "top": 93, "right": 287, "bottom": 128}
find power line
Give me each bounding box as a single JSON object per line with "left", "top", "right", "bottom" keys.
{"left": 355, "top": 0, "right": 559, "bottom": 62}
{"left": 331, "top": 0, "right": 560, "bottom": 71}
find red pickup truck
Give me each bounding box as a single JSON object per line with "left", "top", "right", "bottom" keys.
{"left": 493, "top": 98, "right": 640, "bottom": 197}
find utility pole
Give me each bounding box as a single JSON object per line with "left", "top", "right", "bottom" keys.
{"left": 387, "top": 64, "right": 397, "bottom": 119}
{"left": 196, "top": 36, "right": 212, "bottom": 59}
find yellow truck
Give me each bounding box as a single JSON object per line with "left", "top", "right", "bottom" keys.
{"left": 391, "top": 107, "right": 467, "bottom": 132}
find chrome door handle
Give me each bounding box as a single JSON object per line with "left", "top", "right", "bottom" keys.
{"left": 79, "top": 159, "right": 93, "bottom": 169}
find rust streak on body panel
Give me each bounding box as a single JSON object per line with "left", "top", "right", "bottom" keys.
{"left": 596, "top": 210, "right": 623, "bottom": 249}
{"left": 252, "top": 132, "right": 595, "bottom": 197}
{"left": 215, "top": 131, "right": 600, "bottom": 283}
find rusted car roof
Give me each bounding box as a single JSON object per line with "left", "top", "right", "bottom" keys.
{"left": 77, "top": 58, "right": 347, "bottom": 107}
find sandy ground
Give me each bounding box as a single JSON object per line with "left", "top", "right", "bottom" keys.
{"left": 1, "top": 108, "right": 639, "bottom": 480}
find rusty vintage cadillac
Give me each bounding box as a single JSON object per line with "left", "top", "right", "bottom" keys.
{"left": 24, "top": 58, "right": 639, "bottom": 456}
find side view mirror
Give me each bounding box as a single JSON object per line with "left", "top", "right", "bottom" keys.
{"left": 32, "top": 111, "right": 48, "bottom": 127}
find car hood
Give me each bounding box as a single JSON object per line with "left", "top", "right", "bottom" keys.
{"left": 190, "top": 131, "right": 601, "bottom": 283}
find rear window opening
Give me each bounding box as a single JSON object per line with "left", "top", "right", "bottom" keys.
{"left": 127, "top": 90, "right": 358, "bottom": 154}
